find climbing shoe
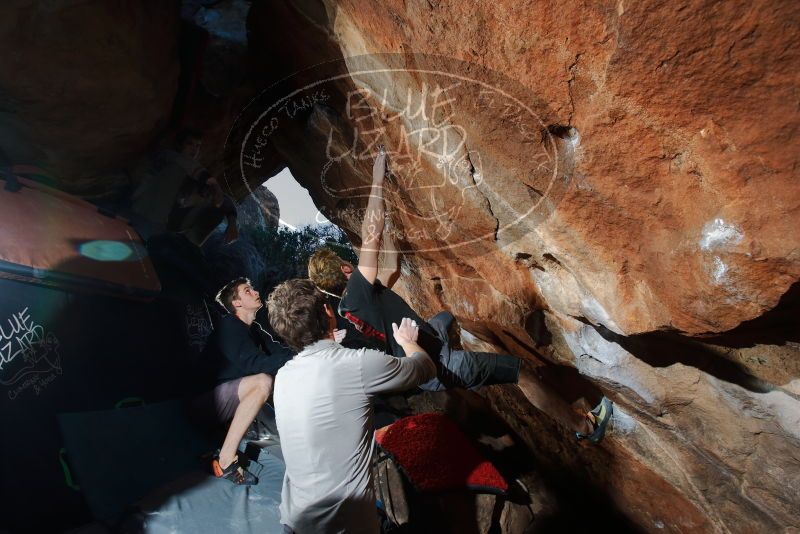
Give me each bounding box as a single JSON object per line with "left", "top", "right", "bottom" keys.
{"left": 211, "top": 454, "right": 258, "bottom": 485}
{"left": 575, "top": 396, "right": 613, "bottom": 444}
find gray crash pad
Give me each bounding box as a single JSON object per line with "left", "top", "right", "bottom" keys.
{"left": 122, "top": 444, "right": 285, "bottom": 534}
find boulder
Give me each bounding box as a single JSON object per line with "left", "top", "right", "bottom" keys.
{"left": 243, "top": 1, "right": 800, "bottom": 531}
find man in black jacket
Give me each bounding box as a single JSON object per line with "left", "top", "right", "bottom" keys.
{"left": 203, "top": 277, "right": 294, "bottom": 484}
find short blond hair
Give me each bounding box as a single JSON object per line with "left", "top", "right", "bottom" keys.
{"left": 308, "top": 248, "right": 348, "bottom": 293}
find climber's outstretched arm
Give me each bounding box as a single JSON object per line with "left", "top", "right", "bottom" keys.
{"left": 358, "top": 147, "right": 387, "bottom": 285}
{"left": 377, "top": 227, "right": 401, "bottom": 289}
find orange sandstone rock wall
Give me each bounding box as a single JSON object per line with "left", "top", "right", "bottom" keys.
{"left": 247, "top": 1, "right": 800, "bottom": 532}
{"left": 250, "top": 0, "right": 800, "bottom": 336}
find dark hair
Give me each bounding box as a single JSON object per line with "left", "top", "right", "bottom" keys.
{"left": 216, "top": 277, "right": 250, "bottom": 314}
{"left": 267, "top": 279, "right": 330, "bottom": 351}
{"left": 175, "top": 128, "right": 203, "bottom": 150}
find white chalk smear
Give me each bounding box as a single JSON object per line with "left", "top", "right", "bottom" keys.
{"left": 581, "top": 295, "right": 623, "bottom": 335}
{"left": 611, "top": 405, "right": 637, "bottom": 435}
{"left": 562, "top": 326, "right": 656, "bottom": 403}
{"left": 699, "top": 218, "right": 743, "bottom": 251}
{"left": 459, "top": 328, "right": 480, "bottom": 344}
{"left": 711, "top": 256, "right": 728, "bottom": 284}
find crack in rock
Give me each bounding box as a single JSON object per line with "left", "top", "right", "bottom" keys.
{"left": 566, "top": 52, "right": 583, "bottom": 125}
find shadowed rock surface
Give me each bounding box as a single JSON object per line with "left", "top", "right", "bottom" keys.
{"left": 0, "top": 0, "right": 181, "bottom": 194}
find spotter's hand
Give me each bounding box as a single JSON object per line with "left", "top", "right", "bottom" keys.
{"left": 392, "top": 317, "right": 419, "bottom": 345}
{"left": 333, "top": 329, "right": 347, "bottom": 343}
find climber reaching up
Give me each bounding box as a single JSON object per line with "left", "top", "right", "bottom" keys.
{"left": 308, "top": 144, "right": 519, "bottom": 392}
{"left": 353, "top": 144, "right": 387, "bottom": 285}
{"left": 308, "top": 145, "right": 614, "bottom": 444}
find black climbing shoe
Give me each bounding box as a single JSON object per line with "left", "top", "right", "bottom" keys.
{"left": 211, "top": 454, "right": 258, "bottom": 485}
{"left": 575, "top": 396, "right": 613, "bottom": 444}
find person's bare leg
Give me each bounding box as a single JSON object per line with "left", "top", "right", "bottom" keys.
{"left": 218, "top": 373, "right": 273, "bottom": 469}
{"left": 517, "top": 362, "right": 592, "bottom": 435}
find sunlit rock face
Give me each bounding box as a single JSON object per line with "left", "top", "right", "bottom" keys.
{"left": 0, "top": 1, "right": 181, "bottom": 193}
{"left": 247, "top": 1, "right": 800, "bottom": 531}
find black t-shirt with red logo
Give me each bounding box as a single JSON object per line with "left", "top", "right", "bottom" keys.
{"left": 338, "top": 268, "right": 443, "bottom": 358}
{"left": 325, "top": 293, "right": 383, "bottom": 352}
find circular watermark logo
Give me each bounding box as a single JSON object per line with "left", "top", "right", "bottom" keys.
{"left": 224, "top": 53, "right": 572, "bottom": 256}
